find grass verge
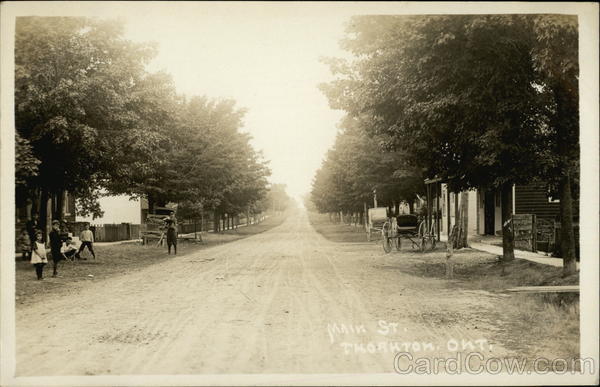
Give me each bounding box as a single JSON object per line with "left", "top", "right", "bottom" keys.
{"left": 15, "top": 213, "right": 285, "bottom": 307}
{"left": 310, "top": 211, "right": 580, "bottom": 363}
{"left": 307, "top": 211, "right": 367, "bottom": 243}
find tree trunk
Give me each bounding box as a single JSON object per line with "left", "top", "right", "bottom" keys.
{"left": 559, "top": 172, "right": 577, "bottom": 276}
{"left": 56, "top": 190, "right": 65, "bottom": 221}
{"left": 446, "top": 225, "right": 456, "bottom": 278}
{"left": 394, "top": 201, "right": 400, "bottom": 216}
{"left": 213, "top": 210, "right": 220, "bottom": 233}
{"left": 39, "top": 188, "right": 50, "bottom": 243}
{"left": 147, "top": 195, "right": 156, "bottom": 215}
{"left": 553, "top": 81, "right": 578, "bottom": 275}
{"left": 500, "top": 183, "right": 515, "bottom": 262}
{"left": 30, "top": 188, "right": 40, "bottom": 220}
{"left": 460, "top": 191, "right": 469, "bottom": 248}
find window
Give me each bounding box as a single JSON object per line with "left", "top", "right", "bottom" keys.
{"left": 547, "top": 187, "right": 560, "bottom": 203}
{"left": 64, "top": 193, "right": 72, "bottom": 215}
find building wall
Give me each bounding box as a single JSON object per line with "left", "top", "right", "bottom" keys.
{"left": 440, "top": 184, "right": 478, "bottom": 238}
{"left": 494, "top": 191, "right": 503, "bottom": 234}
{"left": 77, "top": 195, "right": 141, "bottom": 224}
{"left": 467, "top": 190, "right": 478, "bottom": 236}
{"left": 440, "top": 183, "right": 577, "bottom": 239}
{"left": 514, "top": 184, "right": 561, "bottom": 221}
{"left": 477, "top": 190, "right": 484, "bottom": 234}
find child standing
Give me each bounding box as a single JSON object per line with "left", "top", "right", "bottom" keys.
{"left": 17, "top": 228, "right": 31, "bottom": 261}
{"left": 77, "top": 224, "right": 96, "bottom": 260}
{"left": 31, "top": 231, "right": 48, "bottom": 280}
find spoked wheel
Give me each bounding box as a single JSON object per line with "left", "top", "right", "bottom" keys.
{"left": 419, "top": 237, "right": 426, "bottom": 252}
{"left": 421, "top": 237, "right": 435, "bottom": 251}
{"left": 382, "top": 221, "right": 392, "bottom": 253}
{"left": 383, "top": 236, "right": 393, "bottom": 253}
{"left": 417, "top": 221, "right": 427, "bottom": 252}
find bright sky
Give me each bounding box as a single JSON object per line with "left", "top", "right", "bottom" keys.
{"left": 116, "top": 3, "right": 354, "bottom": 201}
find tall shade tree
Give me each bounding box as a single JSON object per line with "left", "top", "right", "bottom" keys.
{"left": 530, "top": 15, "right": 579, "bottom": 275}
{"left": 311, "top": 116, "right": 424, "bottom": 217}
{"left": 321, "top": 15, "right": 575, "bottom": 262}
{"left": 144, "top": 96, "right": 271, "bottom": 230}
{"left": 15, "top": 16, "right": 158, "bottom": 226}
{"left": 15, "top": 16, "right": 272, "bottom": 236}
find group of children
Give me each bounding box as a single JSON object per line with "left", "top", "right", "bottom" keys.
{"left": 17, "top": 221, "right": 96, "bottom": 280}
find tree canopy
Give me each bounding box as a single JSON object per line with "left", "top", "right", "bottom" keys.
{"left": 15, "top": 16, "right": 274, "bottom": 228}
{"left": 311, "top": 116, "right": 424, "bottom": 214}
{"left": 317, "top": 14, "right": 579, "bottom": 270}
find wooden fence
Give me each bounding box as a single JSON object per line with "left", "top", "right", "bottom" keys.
{"left": 177, "top": 213, "right": 264, "bottom": 235}
{"left": 90, "top": 223, "right": 141, "bottom": 242}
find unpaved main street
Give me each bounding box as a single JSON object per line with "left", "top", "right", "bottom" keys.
{"left": 17, "top": 210, "right": 517, "bottom": 375}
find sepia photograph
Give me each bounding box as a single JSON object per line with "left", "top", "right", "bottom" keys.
{"left": 1, "top": 1, "right": 598, "bottom": 386}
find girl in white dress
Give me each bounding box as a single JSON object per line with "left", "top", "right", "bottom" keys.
{"left": 30, "top": 231, "right": 48, "bottom": 280}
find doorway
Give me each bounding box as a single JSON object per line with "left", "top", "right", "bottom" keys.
{"left": 484, "top": 191, "right": 495, "bottom": 235}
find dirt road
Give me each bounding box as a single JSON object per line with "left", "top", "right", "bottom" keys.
{"left": 17, "top": 209, "right": 516, "bottom": 375}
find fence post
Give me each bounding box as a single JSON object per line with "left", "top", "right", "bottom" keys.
{"left": 532, "top": 214, "right": 537, "bottom": 252}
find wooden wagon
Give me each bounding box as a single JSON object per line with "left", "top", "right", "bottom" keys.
{"left": 367, "top": 208, "right": 437, "bottom": 253}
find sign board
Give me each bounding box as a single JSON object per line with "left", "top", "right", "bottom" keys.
{"left": 512, "top": 213, "right": 536, "bottom": 251}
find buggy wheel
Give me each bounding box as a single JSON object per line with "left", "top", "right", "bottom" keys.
{"left": 417, "top": 221, "right": 427, "bottom": 239}
{"left": 383, "top": 236, "right": 392, "bottom": 253}
{"left": 391, "top": 237, "right": 399, "bottom": 251}
{"left": 381, "top": 221, "right": 392, "bottom": 253}
{"left": 419, "top": 237, "right": 426, "bottom": 252}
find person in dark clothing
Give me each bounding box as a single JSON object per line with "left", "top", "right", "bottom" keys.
{"left": 49, "top": 220, "right": 66, "bottom": 277}
{"left": 164, "top": 212, "right": 178, "bottom": 255}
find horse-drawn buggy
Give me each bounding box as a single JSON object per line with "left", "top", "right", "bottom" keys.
{"left": 366, "top": 207, "right": 437, "bottom": 253}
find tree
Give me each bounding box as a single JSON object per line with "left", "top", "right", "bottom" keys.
{"left": 530, "top": 15, "right": 579, "bottom": 276}
{"left": 265, "top": 184, "right": 293, "bottom": 213}
{"left": 15, "top": 17, "right": 158, "bottom": 227}
{"left": 321, "top": 15, "right": 555, "bottom": 262}
{"left": 311, "top": 116, "right": 424, "bottom": 219}
{"left": 15, "top": 16, "right": 272, "bottom": 238}
{"left": 102, "top": 71, "right": 182, "bottom": 209}
{"left": 15, "top": 132, "right": 40, "bottom": 208}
